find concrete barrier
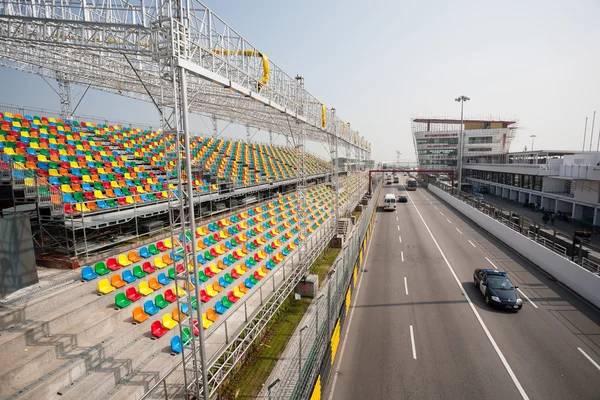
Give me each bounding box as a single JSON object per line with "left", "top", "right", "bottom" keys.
{"left": 429, "top": 185, "right": 600, "bottom": 309}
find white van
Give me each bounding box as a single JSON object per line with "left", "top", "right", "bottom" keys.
{"left": 384, "top": 194, "right": 396, "bottom": 211}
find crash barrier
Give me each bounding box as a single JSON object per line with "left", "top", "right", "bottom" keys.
{"left": 429, "top": 184, "right": 600, "bottom": 309}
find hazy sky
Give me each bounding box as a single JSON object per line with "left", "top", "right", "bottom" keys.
{"left": 1, "top": 0, "right": 599, "bottom": 163}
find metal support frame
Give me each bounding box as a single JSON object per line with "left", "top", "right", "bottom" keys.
{"left": 56, "top": 71, "right": 72, "bottom": 119}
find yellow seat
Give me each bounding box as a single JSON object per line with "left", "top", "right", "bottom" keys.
{"left": 154, "top": 257, "right": 167, "bottom": 269}
{"left": 49, "top": 169, "right": 61, "bottom": 177}
{"left": 125, "top": 196, "right": 135, "bottom": 204}
{"left": 209, "top": 264, "right": 220, "bottom": 275}
{"left": 75, "top": 203, "right": 90, "bottom": 212}
{"left": 98, "top": 279, "right": 116, "bottom": 295}
{"left": 117, "top": 254, "right": 132, "bottom": 267}
{"left": 174, "top": 285, "right": 185, "bottom": 297}
{"left": 257, "top": 268, "right": 266, "bottom": 278}
{"left": 110, "top": 181, "right": 120, "bottom": 189}
{"left": 61, "top": 184, "right": 74, "bottom": 193}
{"left": 93, "top": 190, "right": 106, "bottom": 199}
{"left": 30, "top": 142, "right": 40, "bottom": 149}
{"left": 233, "top": 287, "right": 244, "bottom": 298}
{"left": 206, "top": 285, "right": 218, "bottom": 297}
{"left": 235, "top": 265, "right": 246, "bottom": 276}
{"left": 162, "top": 313, "right": 178, "bottom": 330}
{"left": 82, "top": 175, "right": 93, "bottom": 183}
{"left": 164, "top": 238, "right": 173, "bottom": 249}
{"left": 202, "top": 314, "right": 213, "bottom": 329}
{"left": 138, "top": 281, "right": 154, "bottom": 296}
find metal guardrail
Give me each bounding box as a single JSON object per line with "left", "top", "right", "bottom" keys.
{"left": 431, "top": 181, "right": 599, "bottom": 276}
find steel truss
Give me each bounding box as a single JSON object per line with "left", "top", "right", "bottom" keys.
{"left": 0, "top": 0, "right": 370, "bottom": 152}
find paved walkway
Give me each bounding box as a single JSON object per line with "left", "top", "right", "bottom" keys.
{"left": 481, "top": 193, "right": 600, "bottom": 248}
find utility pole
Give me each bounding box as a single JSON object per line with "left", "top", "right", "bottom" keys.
{"left": 455, "top": 95, "right": 470, "bottom": 193}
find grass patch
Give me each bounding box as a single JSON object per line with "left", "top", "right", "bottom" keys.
{"left": 217, "top": 295, "right": 312, "bottom": 400}
{"left": 309, "top": 245, "right": 341, "bottom": 288}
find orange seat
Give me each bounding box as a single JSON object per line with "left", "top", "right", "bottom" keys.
{"left": 132, "top": 306, "right": 149, "bottom": 323}
{"left": 111, "top": 274, "right": 126, "bottom": 288}
{"left": 162, "top": 253, "right": 174, "bottom": 265}
{"left": 239, "top": 283, "right": 249, "bottom": 294}
{"left": 148, "top": 277, "right": 162, "bottom": 290}
{"left": 172, "top": 307, "right": 185, "bottom": 322}
{"left": 87, "top": 202, "right": 98, "bottom": 211}
{"left": 128, "top": 250, "right": 141, "bottom": 263}
{"left": 213, "top": 281, "right": 224, "bottom": 293}
{"left": 206, "top": 307, "right": 219, "bottom": 322}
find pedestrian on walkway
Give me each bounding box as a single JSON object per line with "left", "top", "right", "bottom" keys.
{"left": 550, "top": 213, "right": 555, "bottom": 226}
{"left": 542, "top": 212, "right": 550, "bottom": 225}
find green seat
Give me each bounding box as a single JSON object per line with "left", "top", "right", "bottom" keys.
{"left": 224, "top": 273, "right": 234, "bottom": 284}
{"left": 198, "top": 271, "right": 209, "bottom": 282}
{"left": 148, "top": 243, "right": 160, "bottom": 255}
{"left": 182, "top": 327, "right": 193, "bottom": 344}
{"left": 133, "top": 265, "right": 147, "bottom": 278}
{"left": 60, "top": 176, "right": 70, "bottom": 184}
{"left": 106, "top": 199, "right": 117, "bottom": 207}
{"left": 221, "top": 296, "right": 233, "bottom": 308}
{"left": 95, "top": 261, "right": 110, "bottom": 275}
{"left": 155, "top": 294, "right": 169, "bottom": 309}
{"left": 168, "top": 267, "right": 176, "bottom": 280}
{"left": 115, "top": 292, "right": 132, "bottom": 308}
{"left": 94, "top": 182, "right": 103, "bottom": 190}
{"left": 249, "top": 275, "right": 259, "bottom": 285}
{"left": 190, "top": 296, "right": 197, "bottom": 309}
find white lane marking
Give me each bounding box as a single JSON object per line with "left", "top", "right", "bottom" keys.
{"left": 399, "top": 236, "right": 402, "bottom": 243}
{"left": 401, "top": 251, "right": 404, "bottom": 262}
{"left": 578, "top": 348, "right": 600, "bottom": 371}
{"left": 446, "top": 218, "right": 452, "bottom": 224}
{"left": 485, "top": 257, "right": 498, "bottom": 270}
{"left": 409, "top": 325, "right": 417, "bottom": 360}
{"left": 456, "top": 228, "right": 462, "bottom": 234}
{"left": 468, "top": 240, "right": 476, "bottom": 248}
{"left": 328, "top": 208, "right": 376, "bottom": 399}
{"left": 405, "top": 192, "right": 530, "bottom": 400}
{"left": 404, "top": 276, "right": 409, "bottom": 295}
{"left": 517, "top": 288, "right": 538, "bottom": 309}
{"left": 440, "top": 212, "right": 444, "bottom": 216}
{"left": 397, "top": 225, "right": 400, "bottom": 231}
{"left": 396, "top": 216, "right": 398, "bottom": 221}
{"left": 429, "top": 201, "right": 432, "bottom": 204}
{"left": 434, "top": 206, "right": 438, "bottom": 210}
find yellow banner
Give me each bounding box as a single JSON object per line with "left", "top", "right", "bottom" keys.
{"left": 310, "top": 376, "right": 322, "bottom": 400}
{"left": 331, "top": 319, "right": 341, "bottom": 364}
{"left": 353, "top": 266, "right": 357, "bottom": 287}
{"left": 346, "top": 287, "right": 352, "bottom": 314}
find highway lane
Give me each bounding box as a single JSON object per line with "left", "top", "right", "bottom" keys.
{"left": 406, "top": 186, "right": 600, "bottom": 399}
{"left": 326, "top": 180, "right": 522, "bottom": 400}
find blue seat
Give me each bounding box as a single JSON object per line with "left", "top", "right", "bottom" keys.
{"left": 223, "top": 258, "right": 231, "bottom": 267}
{"left": 180, "top": 303, "right": 189, "bottom": 315}
{"left": 214, "top": 301, "right": 227, "bottom": 315}
{"left": 81, "top": 266, "right": 99, "bottom": 281}
{"left": 97, "top": 200, "right": 109, "bottom": 209}
{"left": 171, "top": 336, "right": 183, "bottom": 354}
{"left": 157, "top": 272, "right": 171, "bottom": 285}
{"left": 144, "top": 300, "right": 159, "bottom": 316}
{"left": 26, "top": 148, "right": 37, "bottom": 156}
{"left": 49, "top": 176, "right": 61, "bottom": 185}
{"left": 114, "top": 188, "right": 124, "bottom": 196}
{"left": 82, "top": 183, "right": 93, "bottom": 192}
{"left": 63, "top": 193, "right": 76, "bottom": 203}
{"left": 140, "top": 194, "right": 150, "bottom": 202}
{"left": 71, "top": 168, "right": 82, "bottom": 177}
{"left": 139, "top": 247, "right": 151, "bottom": 258}
{"left": 172, "top": 251, "right": 182, "bottom": 261}
{"left": 122, "top": 269, "right": 137, "bottom": 283}
{"left": 245, "top": 278, "right": 254, "bottom": 289}
{"left": 219, "top": 277, "right": 229, "bottom": 288}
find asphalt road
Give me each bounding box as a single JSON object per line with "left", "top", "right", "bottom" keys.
{"left": 324, "top": 178, "right": 600, "bottom": 400}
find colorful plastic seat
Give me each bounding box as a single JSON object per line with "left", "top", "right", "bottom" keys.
{"left": 162, "top": 313, "right": 178, "bottom": 330}
{"left": 81, "top": 266, "right": 99, "bottom": 281}
{"left": 151, "top": 320, "right": 168, "bottom": 338}
{"left": 115, "top": 292, "right": 132, "bottom": 308}
{"left": 148, "top": 277, "right": 162, "bottom": 290}
{"left": 110, "top": 274, "right": 126, "bottom": 289}
{"left": 206, "top": 307, "right": 219, "bottom": 322}
{"left": 164, "top": 288, "right": 176, "bottom": 303}
{"left": 155, "top": 294, "right": 169, "bottom": 309}
{"left": 128, "top": 250, "right": 142, "bottom": 263}
{"left": 144, "top": 300, "right": 160, "bottom": 316}
{"left": 139, "top": 247, "right": 151, "bottom": 258}
{"left": 202, "top": 314, "right": 212, "bottom": 329}
{"left": 138, "top": 281, "right": 154, "bottom": 296}
{"left": 154, "top": 256, "right": 167, "bottom": 269}
{"left": 122, "top": 269, "right": 137, "bottom": 283}
{"left": 171, "top": 336, "right": 183, "bottom": 354}
{"left": 106, "top": 258, "right": 120, "bottom": 271}
{"left": 143, "top": 261, "right": 156, "bottom": 274}
{"left": 133, "top": 265, "right": 147, "bottom": 278}
{"left": 126, "top": 286, "right": 142, "bottom": 302}
{"left": 133, "top": 306, "right": 150, "bottom": 323}
{"left": 157, "top": 272, "right": 171, "bottom": 285}
{"left": 214, "top": 301, "right": 227, "bottom": 314}
{"left": 117, "top": 254, "right": 132, "bottom": 267}
{"left": 98, "top": 279, "right": 116, "bottom": 295}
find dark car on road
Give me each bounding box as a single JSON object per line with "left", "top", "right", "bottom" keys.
{"left": 473, "top": 269, "right": 522, "bottom": 311}
{"left": 397, "top": 195, "right": 408, "bottom": 203}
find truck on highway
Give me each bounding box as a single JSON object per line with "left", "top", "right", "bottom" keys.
{"left": 407, "top": 178, "right": 418, "bottom": 191}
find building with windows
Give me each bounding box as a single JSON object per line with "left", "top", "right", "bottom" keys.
{"left": 463, "top": 150, "right": 600, "bottom": 226}
{"left": 411, "top": 118, "right": 516, "bottom": 170}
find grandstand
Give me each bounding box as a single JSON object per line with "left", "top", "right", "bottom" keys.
{"left": 0, "top": 1, "right": 371, "bottom": 399}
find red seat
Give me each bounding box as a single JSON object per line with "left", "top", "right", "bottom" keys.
{"left": 126, "top": 287, "right": 142, "bottom": 302}
{"left": 210, "top": 248, "right": 218, "bottom": 257}
{"left": 200, "top": 289, "right": 211, "bottom": 303}
{"left": 84, "top": 191, "right": 95, "bottom": 201}
{"left": 107, "top": 258, "right": 120, "bottom": 271}
{"left": 117, "top": 197, "right": 127, "bottom": 206}
{"left": 151, "top": 320, "right": 168, "bottom": 338}
{"left": 204, "top": 267, "right": 215, "bottom": 278}
{"left": 232, "top": 252, "right": 241, "bottom": 261}
{"left": 213, "top": 233, "right": 220, "bottom": 242}
{"left": 64, "top": 204, "right": 77, "bottom": 214}
{"left": 231, "top": 269, "right": 241, "bottom": 279}
{"left": 254, "top": 254, "right": 261, "bottom": 263}
{"left": 176, "top": 264, "right": 185, "bottom": 274}
{"left": 142, "top": 261, "right": 156, "bottom": 274}
{"left": 227, "top": 291, "right": 239, "bottom": 303}
{"left": 157, "top": 241, "right": 167, "bottom": 252}
{"left": 254, "top": 271, "right": 263, "bottom": 281}
{"left": 164, "top": 288, "right": 176, "bottom": 303}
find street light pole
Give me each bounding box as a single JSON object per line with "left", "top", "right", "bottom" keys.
{"left": 455, "top": 95, "right": 470, "bottom": 194}
{"left": 530, "top": 135, "right": 537, "bottom": 151}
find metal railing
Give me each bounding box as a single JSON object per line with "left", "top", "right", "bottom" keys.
{"left": 432, "top": 180, "right": 600, "bottom": 275}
